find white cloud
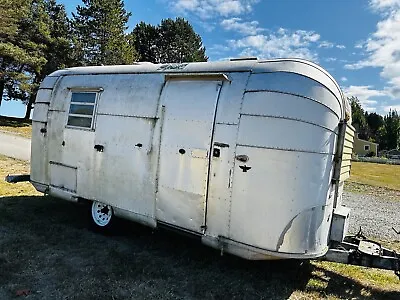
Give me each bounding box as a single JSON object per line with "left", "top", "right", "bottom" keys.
{"left": 325, "top": 57, "right": 337, "bottom": 62}
{"left": 224, "top": 28, "right": 321, "bottom": 62}
{"left": 344, "top": 62, "right": 367, "bottom": 70}
{"left": 354, "top": 41, "right": 364, "bottom": 49}
{"left": 343, "top": 85, "right": 388, "bottom": 111}
{"left": 317, "top": 41, "right": 346, "bottom": 50}
{"left": 346, "top": 2, "right": 400, "bottom": 100}
{"left": 171, "top": 0, "right": 259, "bottom": 19}
{"left": 318, "top": 41, "right": 334, "bottom": 48}
{"left": 383, "top": 104, "right": 400, "bottom": 112}
{"left": 370, "top": 0, "right": 400, "bottom": 11}
{"left": 220, "top": 18, "right": 264, "bottom": 35}
{"left": 341, "top": 77, "right": 348, "bottom": 82}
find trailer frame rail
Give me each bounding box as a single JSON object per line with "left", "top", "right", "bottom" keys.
{"left": 323, "top": 234, "right": 400, "bottom": 279}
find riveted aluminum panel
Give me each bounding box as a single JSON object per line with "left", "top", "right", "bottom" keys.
{"left": 91, "top": 115, "right": 157, "bottom": 218}
{"left": 32, "top": 103, "right": 49, "bottom": 122}
{"left": 50, "top": 74, "right": 164, "bottom": 117}
{"left": 39, "top": 76, "right": 59, "bottom": 89}
{"left": 253, "top": 60, "right": 343, "bottom": 104}
{"left": 49, "top": 60, "right": 256, "bottom": 77}
{"left": 246, "top": 72, "right": 342, "bottom": 119}
{"left": 61, "top": 129, "right": 96, "bottom": 195}
{"left": 47, "top": 108, "right": 97, "bottom": 196}
{"left": 229, "top": 146, "right": 334, "bottom": 253}
{"left": 157, "top": 80, "right": 222, "bottom": 233}
{"left": 215, "top": 72, "right": 250, "bottom": 125}
{"left": 49, "top": 162, "right": 77, "bottom": 192}
{"left": 46, "top": 110, "right": 67, "bottom": 163}
{"left": 96, "top": 73, "right": 163, "bottom": 117}
{"left": 237, "top": 116, "right": 337, "bottom": 154}
{"left": 205, "top": 124, "right": 238, "bottom": 238}
{"left": 35, "top": 89, "right": 53, "bottom": 104}
{"left": 242, "top": 91, "right": 339, "bottom": 131}
{"left": 30, "top": 121, "right": 48, "bottom": 185}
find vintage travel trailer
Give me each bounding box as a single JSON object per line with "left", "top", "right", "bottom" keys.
{"left": 8, "top": 58, "right": 399, "bottom": 274}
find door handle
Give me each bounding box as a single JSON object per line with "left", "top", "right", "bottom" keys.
{"left": 94, "top": 144, "right": 104, "bottom": 152}
{"left": 236, "top": 154, "right": 249, "bottom": 162}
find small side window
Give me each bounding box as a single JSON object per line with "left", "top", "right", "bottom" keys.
{"left": 67, "top": 92, "right": 97, "bottom": 129}
{"left": 364, "top": 145, "right": 370, "bottom": 151}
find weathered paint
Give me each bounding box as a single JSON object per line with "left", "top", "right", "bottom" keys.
{"left": 30, "top": 58, "right": 353, "bottom": 260}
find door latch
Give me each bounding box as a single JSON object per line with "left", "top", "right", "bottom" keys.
{"left": 213, "top": 148, "right": 221, "bottom": 158}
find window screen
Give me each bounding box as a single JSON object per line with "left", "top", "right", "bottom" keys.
{"left": 67, "top": 92, "right": 97, "bottom": 129}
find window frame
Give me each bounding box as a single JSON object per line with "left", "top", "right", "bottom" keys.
{"left": 66, "top": 88, "right": 101, "bottom": 131}
{"left": 364, "top": 145, "right": 370, "bottom": 151}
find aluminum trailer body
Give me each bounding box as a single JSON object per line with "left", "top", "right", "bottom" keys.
{"left": 30, "top": 58, "right": 355, "bottom": 260}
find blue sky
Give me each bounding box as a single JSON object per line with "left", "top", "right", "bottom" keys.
{"left": 1, "top": 0, "right": 400, "bottom": 117}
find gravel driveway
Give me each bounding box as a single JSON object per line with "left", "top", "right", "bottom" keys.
{"left": 343, "top": 191, "right": 400, "bottom": 241}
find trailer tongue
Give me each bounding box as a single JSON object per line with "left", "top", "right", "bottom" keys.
{"left": 5, "top": 174, "right": 30, "bottom": 183}
{"left": 323, "top": 230, "right": 400, "bottom": 279}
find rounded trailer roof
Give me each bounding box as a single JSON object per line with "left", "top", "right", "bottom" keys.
{"left": 49, "top": 58, "right": 347, "bottom": 119}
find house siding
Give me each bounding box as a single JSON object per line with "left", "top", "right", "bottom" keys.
{"left": 353, "top": 135, "right": 378, "bottom": 156}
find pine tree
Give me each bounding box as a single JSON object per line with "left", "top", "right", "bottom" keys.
{"left": 130, "top": 18, "right": 208, "bottom": 64}
{"left": 132, "top": 22, "right": 159, "bottom": 63}
{"left": 0, "top": 0, "right": 48, "bottom": 107}
{"left": 72, "top": 0, "right": 138, "bottom": 66}
{"left": 349, "top": 96, "right": 370, "bottom": 140}
{"left": 383, "top": 110, "right": 400, "bottom": 150}
{"left": 23, "top": 0, "right": 73, "bottom": 118}
{"left": 158, "top": 18, "right": 208, "bottom": 63}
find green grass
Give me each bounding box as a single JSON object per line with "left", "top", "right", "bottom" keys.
{"left": 349, "top": 161, "right": 400, "bottom": 191}
{"left": 0, "top": 115, "right": 32, "bottom": 139}
{"left": 0, "top": 155, "right": 39, "bottom": 196}
{"left": 0, "top": 155, "right": 399, "bottom": 299}
{"left": 345, "top": 162, "right": 400, "bottom": 200}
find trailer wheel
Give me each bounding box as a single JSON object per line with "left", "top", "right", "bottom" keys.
{"left": 91, "top": 201, "right": 114, "bottom": 229}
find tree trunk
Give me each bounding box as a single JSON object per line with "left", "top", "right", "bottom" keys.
{"left": 24, "top": 92, "right": 36, "bottom": 119}
{"left": 0, "top": 80, "right": 4, "bottom": 107}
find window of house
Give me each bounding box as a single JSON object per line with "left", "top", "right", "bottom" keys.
{"left": 67, "top": 92, "right": 97, "bottom": 129}
{"left": 364, "top": 145, "right": 370, "bottom": 151}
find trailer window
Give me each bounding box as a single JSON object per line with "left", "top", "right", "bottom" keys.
{"left": 67, "top": 92, "right": 97, "bottom": 129}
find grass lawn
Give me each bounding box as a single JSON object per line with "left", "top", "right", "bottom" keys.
{"left": 346, "top": 161, "right": 400, "bottom": 200}
{"left": 0, "top": 115, "right": 32, "bottom": 139}
{"left": 0, "top": 155, "right": 39, "bottom": 197}
{"left": 349, "top": 161, "right": 400, "bottom": 191}
{"left": 0, "top": 155, "right": 399, "bottom": 299}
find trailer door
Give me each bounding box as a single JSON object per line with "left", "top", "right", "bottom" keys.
{"left": 156, "top": 77, "right": 224, "bottom": 233}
